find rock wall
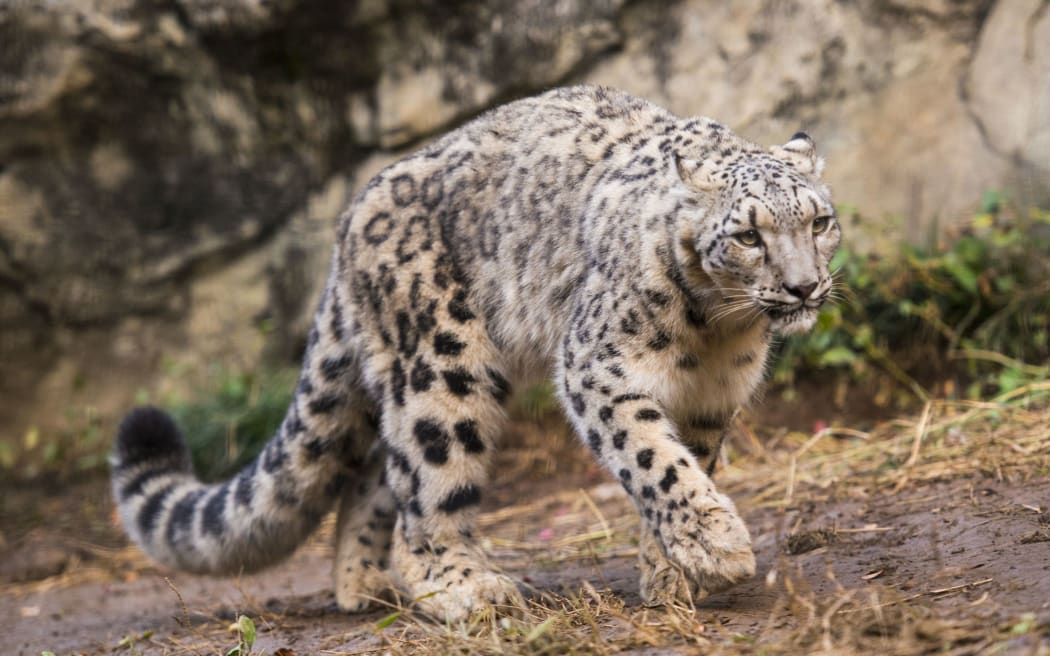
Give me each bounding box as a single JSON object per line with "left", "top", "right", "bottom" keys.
{"left": 0, "top": 0, "right": 1046, "bottom": 438}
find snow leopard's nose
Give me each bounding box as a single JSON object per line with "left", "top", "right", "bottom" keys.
{"left": 783, "top": 280, "right": 818, "bottom": 300}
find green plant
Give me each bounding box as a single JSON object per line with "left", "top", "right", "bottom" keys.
{"left": 225, "top": 615, "right": 257, "bottom": 656}
{"left": 512, "top": 381, "right": 560, "bottom": 420}
{"left": 2, "top": 405, "right": 108, "bottom": 481}
{"left": 116, "top": 629, "right": 153, "bottom": 654}
{"left": 774, "top": 197, "right": 1050, "bottom": 400}
{"left": 168, "top": 369, "right": 297, "bottom": 481}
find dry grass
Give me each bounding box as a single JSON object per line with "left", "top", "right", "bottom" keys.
{"left": 7, "top": 384, "right": 1049, "bottom": 655}
{"left": 309, "top": 383, "right": 1050, "bottom": 656}
{"left": 732, "top": 381, "right": 1050, "bottom": 510}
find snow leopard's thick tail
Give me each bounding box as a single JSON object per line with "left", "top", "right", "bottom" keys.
{"left": 111, "top": 282, "right": 377, "bottom": 575}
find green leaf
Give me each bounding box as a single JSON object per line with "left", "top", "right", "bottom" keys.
{"left": 852, "top": 324, "right": 874, "bottom": 348}
{"left": 954, "top": 236, "right": 986, "bottom": 266}
{"left": 809, "top": 331, "right": 832, "bottom": 351}
{"left": 237, "top": 615, "right": 256, "bottom": 648}
{"left": 413, "top": 590, "right": 441, "bottom": 602}
{"left": 942, "top": 253, "right": 978, "bottom": 294}
{"left": 980, "top": 189, "right": 1001, "bottom": 214}
{"left": 972, "top": 212, "right": 993, "bottom": 228}
{"left": 225, "top": 647, "right": 242, "bottom": 656}
{"left": 815, "top": 307, "right": 839, "bottom": 331}
{"left": 997, "top": 368, "right": 1025, "bottom": 394}
{"left": 818, "top": 346, "right": 857, "bottom": 367}
{"left": 1010, "top": 612, "right": 1036, "bottom": 635}
{"left": 524, "top": 616, "right": 558, "bottom": 643}
{"left": 374, "top": 611, "right": 401, "bottom": 631}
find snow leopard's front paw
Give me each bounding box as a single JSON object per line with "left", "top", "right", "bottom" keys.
{"left": 391, "top": 533, "right": 524, "bottom": 623}
{"left": 643, "top": 489, "right": 755, "bottom": 605}
{"left": 638, "top": 526, "right": 694, "bottom": 607}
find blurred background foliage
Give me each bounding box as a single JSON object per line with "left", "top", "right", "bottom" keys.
{"left": 775, "top": 196, "right": 1050, "bottom": 402}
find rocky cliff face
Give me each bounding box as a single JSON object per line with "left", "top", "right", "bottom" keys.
{"left": 1, "top": 0, "right": 1046, "bottom": 437}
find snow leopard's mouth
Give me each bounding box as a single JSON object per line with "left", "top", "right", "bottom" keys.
{"left": 763, "top": 294, "right": 826, "bottom": 319}
{"left": 763, "top": 302, "right": 805, "bottom": 319}
{"left": 763, "top": 305, "right": 793, "bottom": 319}
{"left": 765, "top": 302, "right": 819, "bottom": 335}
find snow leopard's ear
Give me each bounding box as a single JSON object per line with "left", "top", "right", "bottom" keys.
{"left": 771, "top": 131, "right": 825, "bottom": 178}
{"left": 674, "top": 153, "right": 724, "bottom": 192}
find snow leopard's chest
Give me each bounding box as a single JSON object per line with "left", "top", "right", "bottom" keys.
{"left": 620, "top": 318, "right": 771, "bottom": 425}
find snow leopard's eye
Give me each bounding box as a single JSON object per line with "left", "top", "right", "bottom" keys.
{"left": 812, "top": 216, "right": 832, "bottom": 235}
{"left": 734, "top": 230, "right": 761, "bottom": 247}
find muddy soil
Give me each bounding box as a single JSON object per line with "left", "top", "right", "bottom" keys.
{"left": 2, "top": 418, "right": 1049, "bottom": 655}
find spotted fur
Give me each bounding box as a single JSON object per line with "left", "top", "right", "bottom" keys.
{"left": 111, "top": 86, "right": 840, "bottom": 621}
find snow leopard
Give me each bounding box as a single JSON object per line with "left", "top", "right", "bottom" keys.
{"left": 111, "top": 85, "right": 840, "bottom": 621}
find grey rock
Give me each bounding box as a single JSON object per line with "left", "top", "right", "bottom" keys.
{"left": 967, "top": 0, "right": 1050, "bottom": 199}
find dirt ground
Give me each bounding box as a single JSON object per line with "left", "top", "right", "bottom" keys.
{"left": 2, "top": 397, "right": 1049, "bottom": 655}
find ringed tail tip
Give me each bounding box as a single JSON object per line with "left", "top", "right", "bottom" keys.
{"left": 113, "top": 405, "right": 192, "bottom": 473}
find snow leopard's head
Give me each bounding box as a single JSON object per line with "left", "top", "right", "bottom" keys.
{"left": 676, "top": 131, "right": 841, "bottom": 335}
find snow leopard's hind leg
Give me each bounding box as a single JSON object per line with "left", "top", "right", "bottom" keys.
{"left": 365, "top": 291, "right": 523, "bottom": 622}
{"left": 333, "top": 443, "right": 398, "bottom": 611}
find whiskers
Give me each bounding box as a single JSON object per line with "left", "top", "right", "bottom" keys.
{"left": 713, "top": 287, "right": 757, "bottom": 305}
{"left": 822, "top": 268, "right": 857, "bottom": 307}
{"left": 742, "top": 302, "right": 767, "bottom": 328}
{"left": 708, "top": 295, "right": 762, "bottom": 326}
